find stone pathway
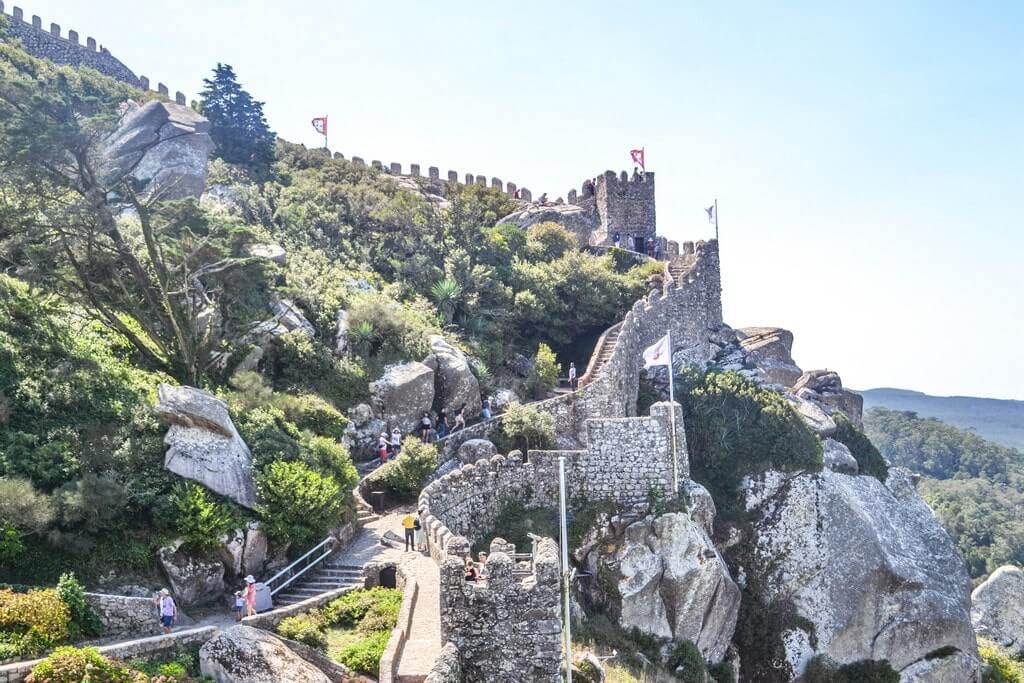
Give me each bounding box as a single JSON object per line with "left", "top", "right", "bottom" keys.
{"left": 395, "top": 554, "right": 441, "bottom": 682}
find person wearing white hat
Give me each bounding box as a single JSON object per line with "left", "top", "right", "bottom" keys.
{"left": 244, "top": 575, "right": 257, "bottom": 617}
{"left": 156, "top": 589, "right": 176, "bottom": 633}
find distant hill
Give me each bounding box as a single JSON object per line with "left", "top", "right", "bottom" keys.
{"left": 859, "top": 388, "right": 1024, "bottom": 451}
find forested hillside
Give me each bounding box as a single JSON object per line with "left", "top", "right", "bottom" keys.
{"left": 865, "top": 407, "right": 1024, "bottom": 579}
{"left": 0, "top": 39, "right": 657, "bottom": 584}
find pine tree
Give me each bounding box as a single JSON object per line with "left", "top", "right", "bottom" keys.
{"left": 200, "top": 63, "right": 276, "bottom": 174}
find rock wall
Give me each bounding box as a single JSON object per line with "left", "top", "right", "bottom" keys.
{"left": 439, "top": 538, "right": 562, "bottom": 683}
{"left": 0, "top": 4, "right": 188, "bottom": 103}
{"left": 424, "top": 643, "right": 462, "bottom": 683}
{"left": 85, "top": 593, "right": 167, "bottom": 639}
{"left": 420, "top": 402, "right": 685, "bottom": 560}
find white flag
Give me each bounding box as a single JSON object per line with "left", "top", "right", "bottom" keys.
{"left": 643, "top": 334, "right": 671, "bottom": 368}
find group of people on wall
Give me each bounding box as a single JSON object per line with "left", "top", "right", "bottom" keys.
{"left": 612, "top": 231, "right": 661, "bottom": 259}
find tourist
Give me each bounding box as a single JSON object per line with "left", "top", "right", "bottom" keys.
{"left": 453, "top": 403, "right": 467, "bottom": 432}
{"left": 378, "top": 433, "right": 389, "bottom": 465}
{"left": 613, "top": 231, "right": 621, "bottom": 249}
{"left": 244, "top": 575, "right": 257, "bottom": 617}
{"left": 538, "top": 192, "right": 548, "bottom": 205}
{"left": 402, "top": 512, "right": 416, "bottom": 552}
{"left": 414, "top": 516, "right": 426, "bottom": 553}
{"left": 568, "top": 362, "right": 578, "bottom": 390}
{"left": 156, "top": 589, "right": 176, "bottom": 634}
{"left": 646, "top": 238, "right": 655, "bottom": 258}
{"left": 436, "top": 409, "right": 449, "bottom": 439}
{"left": 391, "top": 427, "right": 402, "bottom": 457}
{"left": 420, "top": 411, "right": 432, "bottom": 442}
{"left": 464, "top": 557, "right": 478, "bottom": 582}
{"left": 654, "top": 240, "right": 661, "bottom": 260}
{"left": 477, "top": 552, "right": 489, "bottom": 580}
{"left": 480, "top": 396, "right": 492, "bottom": 420}
{"left": 233, "top": 591, "right": 245, "bottom": 622}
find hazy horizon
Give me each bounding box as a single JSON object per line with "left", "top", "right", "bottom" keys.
{"left": 16, "top": 0, "right": 1023, "bottom": 399}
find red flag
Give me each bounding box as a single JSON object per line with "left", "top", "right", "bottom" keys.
{"left": 311, "top": 116, "right": 328, "bottom": 136}
{"left": 630, "top": 148, "right": 645, "bottom": 170}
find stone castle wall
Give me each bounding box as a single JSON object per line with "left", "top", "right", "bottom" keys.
{"left": 439, "top": 538, "right": 563, "bottom": 683}
{"left": 437, "top": 239, "right": 721, "bottom": 460}
{"left": 84, "top": 593, "right": 165, "bottom": 639}
{"left": 334, "top": 154, "right": 534, "bottom": 202}
{"left": 0, "top": 3, "right": 189, "bottom": 105}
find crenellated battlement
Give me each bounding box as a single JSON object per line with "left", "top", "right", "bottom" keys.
{"left": 0, "top": 3, "right": 190, "bottom": 106}
{"left": 331, "top": 152, "right": 534, "bottom": 202}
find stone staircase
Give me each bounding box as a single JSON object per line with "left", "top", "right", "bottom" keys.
{"left": 588, "top": 325, "right": 621, "bottom": 377}
{"left": 272, "top": 561, "right": 365, "bottom": 607}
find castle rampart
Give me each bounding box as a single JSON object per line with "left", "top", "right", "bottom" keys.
{"left": 570, "top": 169, "right": 657, "bottom": 248}
{"left": 332, "top": 152, "right": 534, "bottom": 201}
{"left": 0, "top": 4, "right": 189, "bottom": 105}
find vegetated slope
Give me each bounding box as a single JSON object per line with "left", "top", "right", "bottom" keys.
{"left": 860, "top": 387, "right": 1024, "bottom": 450}
{"left": 864, "top": 407, "right": 1024, "bottom": 579}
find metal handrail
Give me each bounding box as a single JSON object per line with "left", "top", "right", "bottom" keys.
{"left": 265, "top": 535, "right": 337, "bottom": 597}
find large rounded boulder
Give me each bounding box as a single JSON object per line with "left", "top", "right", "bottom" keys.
{"left": 200, "top": 625, "right": 331, "bottom": 682}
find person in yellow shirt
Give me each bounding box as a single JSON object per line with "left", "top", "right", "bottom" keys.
{"left": 402, "top": 513, "right": 416, "bottom": 552}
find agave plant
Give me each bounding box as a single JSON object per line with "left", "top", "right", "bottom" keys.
{"left": 350, "top": 320, "right": 376, "bottom": 357}
{"left": 430, "top": 277, "right": 463, "bottom": 324}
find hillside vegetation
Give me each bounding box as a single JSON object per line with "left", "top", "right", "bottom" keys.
{"left": 0, "top": 38, "right": 656, "bottom": 582}
{"left": 865, "top": 407, "right": 1024, "bottom": 578}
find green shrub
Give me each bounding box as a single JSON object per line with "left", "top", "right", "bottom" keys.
{"left": 276, "top": 614, "right": 327, "bottom": 650}
{"left": 708, "top": 661, "right": 735, "bottom": 683}
{"left": 803, "top": 655, "right": 900, "bottom": 683}
{"left": 680, "top": 369, "right": 822, "bottom": 517}
{"left": 26, "top": 646, "right": 145, "bottom": 682}
{"left": 363, "top": 440, "right": 438, "bottom": 503}
{"left": 530, "top": 343, "right": 560, "bottom": 396}
{"left": 300, "top": 436, "right": 359, "bottom": 492}
{"left": 354, "top": 597, "right": 401, "bottom": 635}
{"left": 0, "top": 587, "right": 71, "bottom": 656}
{"left": 0, "top": 478, "right": 55, "bottom": 540}
{"left": 980, "top": 638, "right": 1024, "bottom": 683}
{"left": 334, "top": 630, "right": 390, "bottom": 677}
{"left": 171, "top": 483, "right": 238, "bottom": 552}
{"left": 266, "top": 331, "right": 369, "bottom": 407}
{"left": 526, "top": 222, "right": 578, "bottom": 261}
{"left": 832, "top": 413, "right": 888, "bottom": 481}
{"left": 256, "top": 460, "right": 343, "bottom": 547}
{"left": 665, "top": 640, "right": 708, "bottom": 683}
{"left": 498, "top": 402, "right": 555, "bottom": 454}
{"left": 237, "top": 407, "right": 302, "bottom": 468}
{"left": 56, "top": 573, "right": 103, "bottom": 640}
{"left": 287, "top": 394, "right": 349, "bottom": 440}
{"left": 572, "top": 614, "right": 663, "bottom": 672}
{"left": 321, "top": 587, "right": 402, "bottom": 627}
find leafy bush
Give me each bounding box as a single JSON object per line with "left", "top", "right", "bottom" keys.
{"left": 345, "top": 291, "right": 441, "bottom": 362}
{"left": 363, "top": 440, "right": 438, "bottom": 503}
{"left": 354, "top": 598, "right": 400, "bottom": 635}
{"left": 276, "top": 614, "right": 327, "bottom": 649}
{"left": 266, "top": 330, "right": 368, "bottom": 407}
{"left": 320, "top": 587, "right": 402, "bottom": 627}
{"left": 301, "top": 436, "right": 359, "bottom": 491}
{"left": 665, "top": 640, "right": 708, "bottom": 683}
{"left": 980, "top": 638, "right": 1024, "bottom": 683}
{"left": 256, "top": 461, "right": 343, "bottom": 547}
{"left": 498, "top": 402, "right": 556, "bottom": 454}
{"left": 127, "top": 646, "right": 203, "bottom": 680}
{"left": 237, "top": 407, "right": 302, "bottom": 467}
{"left": 833, "top": 413, "right": 888, "bottom": 481}
{"left": 803, "top": 655, "right": 900, "bottom": 683}
{"left": 526, "top": 222, "right": 578, "bottom": 261}
{"left": 0, "top": 588, "right": 71, "bottom": 656}
{"left": 26, "top": 646, "right": 145, "bottom": 683}
{"left": 680, "top": 369, "right": 822, "bottom": 516}
{"left": 335, "top": 630, "right": 390, "bottom": 677}
{"left": 286, "top": 394, "right": 349, "bottom": 440}
{"left": 572, "top": 614, "right": 663, "bottom": 672}
{"left": 530, "top": 343, "right": 560, "bottom": 396}
{"left": 0, "top": 478, "right": 55, "bottom": 538}
{"left": 56, "top": 573, "right": 102, "bottom": 640}
{"left": 171, "top": 483, "right": 238, "bottom": 552}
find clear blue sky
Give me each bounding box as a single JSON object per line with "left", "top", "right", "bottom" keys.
{"left": 22, "top": 1, "right": 1024, "bottom": 399}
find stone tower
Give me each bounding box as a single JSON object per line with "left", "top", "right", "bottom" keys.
{"left": 572, "top": 169, "right": 657, "bottom": 249}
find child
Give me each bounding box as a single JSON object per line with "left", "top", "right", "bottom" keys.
{"left": 378, "top": 433, "right": 389, "bottom": 465}
{"left": 233, "top": 591, "right": 245, "bottom": 621}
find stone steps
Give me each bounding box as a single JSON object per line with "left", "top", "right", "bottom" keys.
{"left": 271, "top": 563, "right": 364, "bottom": 607}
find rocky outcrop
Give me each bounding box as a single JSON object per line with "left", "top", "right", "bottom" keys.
{"left": 822, "top": 438, "right": 858, "bottom": 474}
{"left": 490, "top": 388, "right": 520, "bottom": 413}
{"left": 793, "top": 369, "right": 864, "bottom": 427}
{"left": 738, "top": 327, "right": 802, "bottom": 387}
{"left": 334, "top": 309, "right": 349, "bottom": 356}
{"left": 370, "top": 362, "right": 435, "bottom": 434}
{"left": 199, "top": 625, "right": 331, "bottom": 683}
{"left": 270, "top": 299, "right": 316, "bottom": 337}
{"left": 585, "top": 512, "right": 739, "bottom": 664}
{"left": 247, "top": 243, "right": 287, "bottom": 265}
{"left": 497, "top": 204, "right": 597, "bottom": 247}
{"left": 743, "top": 468, "right": 980, "bottom": 680}
{"left": 971, "top": 565, "right": 1024, "bottom": 656}
{"left": 220, "top": 523, "right": 269, "bottom": 578}
{"left": 423, "top": 335, "right": 481, "bottom": 417}
{"left": 158, "top": 384, "right": 256, "bottom": 508}
{"left": 457, "top": 439, "right": 497, "bottom": 464}
{"left": 98, "top": 100, "right": 212, "bottom": 200}
{"left": 343, "top": 402, "right": 387, "bottom": 458}
{"left": 158, "top": 540, "right": 226, "bottom": 606}
{"left": 200, "top": 184, "right": 243, "bottom": 214}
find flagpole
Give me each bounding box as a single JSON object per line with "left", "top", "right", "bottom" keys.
{"left": 558, "top": 456, "right": 573, "bottom": 683}
{"left": 714, "top": 198, "right": 719, "bottom": 242}
{"left": 667, "top": 329, "right": 679, "bottom": 494}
